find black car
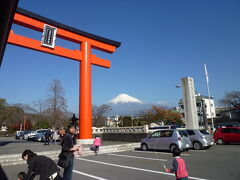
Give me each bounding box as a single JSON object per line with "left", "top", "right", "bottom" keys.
{"left": 28, "top": 130, "right": 49, "bottom": 142}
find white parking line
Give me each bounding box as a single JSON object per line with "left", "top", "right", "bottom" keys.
{"left": 107, "top": 153, "right": 167, "bottom": 161}
{"left": 189, "top": 150, "right": 207, "bottom": 153}
{"left": 73, "top": 169, "right": 108, "bottom": 180}
{"left": 76, "top": 158, "right": 208, "bottom": 180}
{"left": 133, "top": 150, "right": 190, "bottom": 156}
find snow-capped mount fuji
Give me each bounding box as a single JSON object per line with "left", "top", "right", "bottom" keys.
{"left": 108, "top": 94, "right": 143, "bottom": 104}
{"left": 107, "top": 94, "right": 151, "bottom": 116}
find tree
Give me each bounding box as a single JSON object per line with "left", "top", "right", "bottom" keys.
{"left": 0, "top": 98, "right": 8, "bottom": 125}
{"left": 138, "top": 106, "right": 183, "bottom": 126}
{"left": 119, "top": 116, "right": 132, "bottom": 127}
{"left": 220, "top": 90, "right": 240, "bottom": 110}
{"left": 5, "top": 105, "right": 25, "bottom": 130}
{"left": 12, "top": 103, "right": 37, "bottom": 114}
{"left": 92, "top": 104, "right": 111, "bottom": 127}
{"left": 34, "top": 120, "right": 51, "bottom": 129}
{"left": 32, "top": 99, "right": 46, "bottom": 126}
{"left": 45, "top": 79, "right": 68, "bottom": 129}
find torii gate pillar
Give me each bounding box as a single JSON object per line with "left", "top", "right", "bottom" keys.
{"left": 79, "top": 42, "right": 92, "bottom": 144}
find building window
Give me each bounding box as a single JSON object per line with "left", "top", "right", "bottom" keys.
{"left": 196, "top": 102, "right": 201, "bottom": 107}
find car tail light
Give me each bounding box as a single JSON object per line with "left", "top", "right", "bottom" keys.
{"left": 178, "top": 137, "right": 181, "bottom": 141}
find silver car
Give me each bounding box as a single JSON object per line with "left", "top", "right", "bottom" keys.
{"left": 186, "top": 129, "right": 214, "bottom": 150}
{"left": 141, "top": 129, "right": 192, "bottom": 152}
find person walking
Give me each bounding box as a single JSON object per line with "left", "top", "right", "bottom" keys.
{"left": 93, "top": 136, "right": 102, "bottom": 155}
{"left": 61, "top": 124, "right": 79, "bottom": 180}
{"left": 53, "top": 130, "right": 59, "bottom": 144}
{"left": 22, "top": 149, "right": 61, "bottom": 180}
{"left": 164, "top": 148, "right": 189, "bottom": 180}
{"left": 44, "top": 129, "right": 51, "bottom": 145}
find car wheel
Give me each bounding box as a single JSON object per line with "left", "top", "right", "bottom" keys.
{"left": 217, "top": 139, "right": 224, "bottom": 145}
{"left": 170, "top": 144, "right": 178, "bottom": 152}
{"left": 193, "top": 142, "right": 202, "bottom": 150}
{"left": 141, "top": 143, "right": 148, "bottom": 151}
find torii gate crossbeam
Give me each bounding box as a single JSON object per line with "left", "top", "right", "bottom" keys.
{"left": 6, "top": 8, "right": 121, "bottom": 143}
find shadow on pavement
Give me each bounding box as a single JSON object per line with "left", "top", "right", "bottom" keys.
{"left": 134, "top": 147, "right": 172, "bottom": 153}
{"left": 0, "top": 141, "right": 11, "bottom": 147}
{"left": 0, "top": 140, "right": 29, "bottom": 147}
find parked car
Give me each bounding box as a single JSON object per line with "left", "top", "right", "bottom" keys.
{"left": 15, "top": 131, "right": 24, "bottom": 139}
{"left": 141, "top": 129, "right": 192, "bottom": 152}
{"left": 33, "top": 131, "right": 48, "bottom": 142}
{"left": 24, "top": 131, "right": 36, "bottom": 140}
{"left": 186, "top": 129, "right": 214, "bottom": 150}
{"left": 15, "top": 130, "right": 31, "bottom": 139}
{"left": 213, "top": 127, "right": 240, "bottom": 144}
{"left": 28, "top": 129, "right": 48, "bottom": 141}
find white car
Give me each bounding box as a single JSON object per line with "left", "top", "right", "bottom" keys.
{"left": 24, "top": 131, "right": 36, "bottom": 140}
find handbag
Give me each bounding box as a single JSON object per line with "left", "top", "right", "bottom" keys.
{"left": 57, "top": 152, "right": 71, "bottom": 168}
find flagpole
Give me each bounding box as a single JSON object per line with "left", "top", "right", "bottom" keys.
{"left": 204, "top": 64, "right": 214, "bottom": 132}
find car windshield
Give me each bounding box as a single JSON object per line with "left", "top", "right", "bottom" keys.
{"left": 200, "top": 130, "right": 210, "bottom": 135}
{"left": 37, "top": 130, "right": 47, "bottom": 134}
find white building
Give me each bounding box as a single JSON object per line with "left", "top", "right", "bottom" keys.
{"left": 106, "top": 115, "right": 119, "bottom": 127}
{"left": 179, "top": 95, "right": 216, "bottom": 125}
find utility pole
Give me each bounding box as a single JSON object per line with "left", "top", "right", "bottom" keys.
{"left": 202, "top": 102, "right": 208, "bottom": 130}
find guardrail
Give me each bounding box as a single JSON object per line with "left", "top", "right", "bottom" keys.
{"left": 92, "top": 126, "right": 205, "bottom": 134}
{"left": 92, "top": 125, "right": 150, "bottom": 134}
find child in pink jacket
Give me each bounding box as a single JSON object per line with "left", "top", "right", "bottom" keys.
{"left": 164, "top": 148, "right": 188, "bottom": 180}
{"left": 93, "top": 136, "right": 101, "bottom": 155}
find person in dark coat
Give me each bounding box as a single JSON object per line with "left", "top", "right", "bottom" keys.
{"left": 71, "top": 114, "right": 78, "bottom": 128}
{"left": 22, "top": 149, "right": 61, "bottom": 180}
{"left": 61, "top": 124, "right": 79, "bottom": 180}
{"left": 0, "top": 164, "right": 8, "bottom": 180}
{"left": 44, "top": 129, "right": 51, "bottom": 145}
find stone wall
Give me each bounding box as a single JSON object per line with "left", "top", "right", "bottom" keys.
{"left": 93, "top": 133, "right": 148, "bottom": 142}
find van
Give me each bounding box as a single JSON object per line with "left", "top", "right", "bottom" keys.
{"left": 141, "top": 129, "right": 192, "bottom": 152}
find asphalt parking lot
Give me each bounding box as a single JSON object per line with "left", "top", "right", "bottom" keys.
{"left": 2, "top": 144, "right": 240, "bottom": 180}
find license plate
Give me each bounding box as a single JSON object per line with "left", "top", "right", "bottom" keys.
{"left": 186, "top": 144, "right": 189, "bottom": 147}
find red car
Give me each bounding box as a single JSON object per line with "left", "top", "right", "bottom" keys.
{"left": 213, "top": 127, "right": 240, "bottom": 144}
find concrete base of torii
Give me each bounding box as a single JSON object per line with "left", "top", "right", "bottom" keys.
{"left": 76, "top": 139, "right": 94, "bottom": 145}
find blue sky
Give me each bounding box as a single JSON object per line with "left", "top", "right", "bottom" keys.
{"left": 1, "top": 0, "right": 240, "bottom": 113}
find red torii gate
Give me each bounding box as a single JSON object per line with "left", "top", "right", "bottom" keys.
{"left": 6, "top": 8, "right": 121, "bottom": 143}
